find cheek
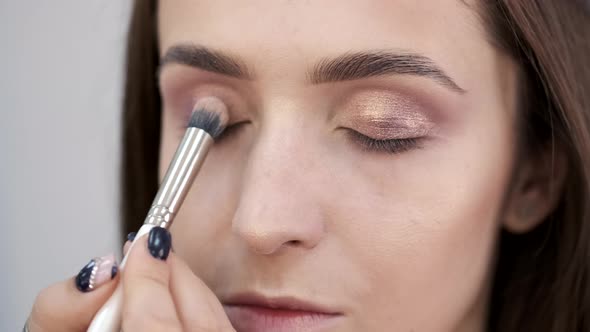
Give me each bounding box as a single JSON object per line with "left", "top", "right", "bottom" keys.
{"left": 159, "top": 75, "right": 517, "bottom": 329}
{"left": 328, "top": 105, "right": 516, "bottom": 328}
{"left": 160, "top": 116, "right": 250, "bottom": 275}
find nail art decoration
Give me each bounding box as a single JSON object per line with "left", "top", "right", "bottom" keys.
{"left": 148, "top": 227, "right": 172, "bottom": 260}
{"left": 75, "top": 254, "right": 118, "bottom": 292}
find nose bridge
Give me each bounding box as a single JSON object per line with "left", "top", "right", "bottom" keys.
{"left": 245, "top": 98, "right": 313, "bottom": 198}
{"left": 231, "top": 111, "right": 325, "bottom": 255}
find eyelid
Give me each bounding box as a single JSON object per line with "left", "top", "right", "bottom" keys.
{"left": 336, "top": 89, "right": 436, "bottom": 138}
{"left": 214, "top": 119, "right": 251, "bottom": 141}
{"left": 159, "top": 69, "right": 246, "bottom": 115}
{"left": 173, "top": 88, "right": 244, "bottom": 127}
{"left": 351, "top": 117, "right": 434, "bottom": 140}
{"left": 345, "top": 129, "right": 423, "bottom": 154}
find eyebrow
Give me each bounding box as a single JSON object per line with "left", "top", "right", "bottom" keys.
{"left": 160, "top": 44, "right": 252, "bottom": 79}
{"left": 160, "top": 44, "right": 465, "bottom": 93}
{"left": 309, "top": 51, "right": 465, "bottom": 93}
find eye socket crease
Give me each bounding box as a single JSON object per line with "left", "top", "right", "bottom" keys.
{"left": 159, "top": 44, "right": 466, "bottom": 94}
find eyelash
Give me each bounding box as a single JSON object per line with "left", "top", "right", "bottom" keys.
{"left": 217, "top": 121, "right": 246, "bottom": 139}
{"left": 180, "top": 119, "right": 421, "bottom": 154}
{"left": 346, "top": 130, "right": 422, "bottom": 154}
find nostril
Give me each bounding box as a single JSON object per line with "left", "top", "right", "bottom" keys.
{"left": 286, "top": 240, "right": 302, "bottom": 246}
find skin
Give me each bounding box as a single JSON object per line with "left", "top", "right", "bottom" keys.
{"left": 32, "top": 1, "right": 565, "bottom": 331}
{"left": 158, "top": 0, "right": 518, "bottom": 331}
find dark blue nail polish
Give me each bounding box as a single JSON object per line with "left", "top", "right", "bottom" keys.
{"left": 75, "top": 259, "right": 96, "bottom": 292}
{"left": 75, "top": 255, "right": 117, "bottom": 292}
{"left": 148, "top": 227, "right": 172, "bottom": 260}
{"left": 127, "top": 231, "right": 137, "bottom": 242}
{"left": 111, "top": 265, "right": 118, "bottom": 279}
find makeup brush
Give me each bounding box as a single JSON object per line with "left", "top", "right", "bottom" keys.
{"left": 87, "top": 96, "right": 229, "bottom": 332}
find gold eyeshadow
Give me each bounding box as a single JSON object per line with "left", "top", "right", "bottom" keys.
{"left": 342, "top": 90, "right": 435, "bottom": 139}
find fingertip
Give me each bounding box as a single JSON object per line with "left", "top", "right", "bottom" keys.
{"left": 75, "top": 254, "right": 118, "bottom": 293}
{"left": 148, "top": 227, "right": 172, "bottom": 260}
{"left": 127, "top": 231, "right": 137, "bottom": 242}
{"left": 123, "top": 241, "right": 132, "bottom": 256}
{"left": 30, "top": 273, "right": 119, "bottom": 331}
{"left": 123, "top": 232, "right": 170, "bottom": 283}
{"left": 120, "top": 230, "right": 181, "bottom": 331}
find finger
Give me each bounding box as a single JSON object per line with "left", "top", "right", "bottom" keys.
{"left": 123, "top": 232, "right": 136, "bottom": 256}
{"left": 123, "top": 241, "right": 132, "bottom": 256}
{"left": 121, "top": 227, "right": 182, "bottom": 332}
{"left": 29, "top": 254, "right": 119, "bottom": 332}
{"left": 169, "top": 254, "right": 236, "bottom": 332}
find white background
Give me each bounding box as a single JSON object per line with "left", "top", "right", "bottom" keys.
{"left": 0, "top": 2, "right": 131, "bottom": 330}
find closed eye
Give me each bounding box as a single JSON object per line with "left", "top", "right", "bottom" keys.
{"left": 345, "top": 129, "right": 423, "bottom": 154}
{"left": 215, "top": 120, "right": 251, "bottom": 142}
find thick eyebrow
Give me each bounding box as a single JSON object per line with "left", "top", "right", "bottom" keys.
{"left": 160, "top": 44, "right": 252, "bottom": 79}
{"left": 309, "top": 51, "right": 466, "bottom": 93}
{"left": 160, "top": 45, "right": 464, "bottom": 93}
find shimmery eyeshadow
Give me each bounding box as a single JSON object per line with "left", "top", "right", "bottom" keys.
{"left": 344, "top": 91, "right": 435, "bottom": 139}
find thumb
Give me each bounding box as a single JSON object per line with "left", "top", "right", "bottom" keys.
{"left": 28, "top": 254, "right": 119, "bottom": 332}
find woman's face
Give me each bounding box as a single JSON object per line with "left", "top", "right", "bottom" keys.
{"left": 157, "top": 1, "right": 519, "bottom": 331}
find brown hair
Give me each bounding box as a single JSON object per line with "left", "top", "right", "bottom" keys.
{"left": 121, "top": 1, "right": 590, "bottom": 330}
{"left": 478, "top": 2, "right": 590, "bottom": 330}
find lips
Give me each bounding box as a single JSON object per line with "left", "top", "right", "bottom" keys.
{"left": 222, "top": 293, "right": 344, "bottom": 332}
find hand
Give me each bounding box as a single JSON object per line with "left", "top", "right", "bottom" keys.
{"left": 27, "top": 228, "right": 236, "bottom": 332}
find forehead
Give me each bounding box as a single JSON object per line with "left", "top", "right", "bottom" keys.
{"left": 158, "top": 0, "right": 481, "bottom": 52}
{"left": 157, "top": 0, "right": 489, "bottom": 89}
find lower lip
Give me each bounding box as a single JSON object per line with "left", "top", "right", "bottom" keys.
{"left": 223, "top": 305, "right": 343, "bottom": 332}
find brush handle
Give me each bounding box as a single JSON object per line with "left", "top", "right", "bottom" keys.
{"left": 87, "top": 224, "right": 156, "bottom": 332}
{"left": 87, "top": 127, "right": 214, "bottom": 331}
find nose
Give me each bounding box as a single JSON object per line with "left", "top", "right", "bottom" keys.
{"left": 231, "top": 119, "right": 326, "bottom": 255}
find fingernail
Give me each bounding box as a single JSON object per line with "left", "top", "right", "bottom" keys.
{"left": 126, "top": 231, "right": 137, "bottom": 242}
{"left": 75, "top": 254, "right": 118, "bottom": 292}
{"left": 148, "top": 227, "right": 172, "bottom": 260}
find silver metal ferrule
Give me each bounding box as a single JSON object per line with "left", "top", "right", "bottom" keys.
{"left": 144, "top": 127, "right": 213, "bottom": 228}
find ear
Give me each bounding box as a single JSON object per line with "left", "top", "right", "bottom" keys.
{"left": 503, "top": 144, "right": 568, "bottom": 233}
